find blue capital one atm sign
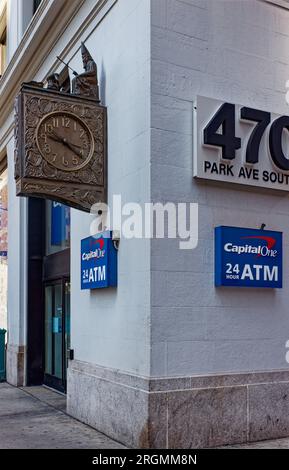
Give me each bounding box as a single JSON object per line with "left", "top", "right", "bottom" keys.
{"left": 215, "top": 226, "right": 282, "bottom": 288}
{"left": 81, "top": 231, "right": 117, "bottom": 290}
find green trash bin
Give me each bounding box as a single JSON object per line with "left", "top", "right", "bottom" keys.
{"left": 0, "top": 329, "right": 6, "bottom": 382}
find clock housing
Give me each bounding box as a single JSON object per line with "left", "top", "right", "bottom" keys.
{"left": 14, "top": 84, "right": 107, "bottom": 212}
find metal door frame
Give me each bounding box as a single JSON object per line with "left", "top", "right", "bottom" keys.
{"left": 43, "top": 277, "right": 70, "bottom": 393}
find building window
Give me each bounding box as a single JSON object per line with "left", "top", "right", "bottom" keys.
{"left": 21, "top": 0, "right": 43, "bottom": 36}
{"left": 0, "top": 28, "right": 6, "bottom": 76}
{"left": 0, "top": 1, "right": 6, "bottom": 77}
{"left": 33, "top": 0, "right": 42, "bottom": 14}
{"left": 46, "top": 201, "right": 70, "bottom": 256}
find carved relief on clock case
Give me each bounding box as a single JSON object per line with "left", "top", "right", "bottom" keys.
{"left": 14, "top": 84, "right": 107, "bottom": 212}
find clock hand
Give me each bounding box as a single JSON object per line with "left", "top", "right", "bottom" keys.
{"left": 62, "top": 139, "right": 84, "bottom": 158}
{"left": 49, "top": 131, "right": 63, "bottom": 143}
{"left": 63, "top": 140, "right": 83, "bottom": 150}
{"left": 48, "top": 132, "right": 85, "bottom": 159}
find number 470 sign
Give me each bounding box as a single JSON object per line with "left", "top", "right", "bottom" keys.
{"left": 194, "top": 96, "right": 289, "bottom": 191}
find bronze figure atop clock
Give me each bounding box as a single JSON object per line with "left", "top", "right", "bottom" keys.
{"left": 36, "top": 111, "right": 95, "bottom": 172}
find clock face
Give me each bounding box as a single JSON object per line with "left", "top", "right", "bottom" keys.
{"left": 36, "top": 112, "right": 94, "bottom": 172}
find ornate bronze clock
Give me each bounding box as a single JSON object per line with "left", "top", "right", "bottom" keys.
{"left": 14, "top": 44, "right": 107, "bottom": 212}
{"left": 36, "top": 111, "right": 95, "bottom": 172}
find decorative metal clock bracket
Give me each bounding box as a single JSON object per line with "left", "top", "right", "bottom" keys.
{"left": 14, "top": 43, "right": 107, "bottom": 213}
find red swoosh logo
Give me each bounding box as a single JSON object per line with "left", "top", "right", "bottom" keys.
{"left": 90, "top": 238, "right": 104, "bottom": 250}
{"left": 241, "top": 236, "right": 276, "bottom": 257}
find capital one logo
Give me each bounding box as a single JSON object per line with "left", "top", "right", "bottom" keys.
{"left": 224, "top": 236, "right": 278, "bottom": 258}
{"left": 82, "top": 238, "right": 105, "bottom": 261}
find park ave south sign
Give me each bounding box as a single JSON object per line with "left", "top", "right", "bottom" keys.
{"left": 194, "top": 96, "right": 289, "bottom": 190}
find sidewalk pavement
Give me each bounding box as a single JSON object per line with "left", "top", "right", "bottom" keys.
{"left": 219, "top": 438, "right": 289, "bottom": 449}
{"left": 0, "top": 383, "right": 126, "bottom": 449}
{"left": 1, "top": 382, "right": 289, "bottom": 449}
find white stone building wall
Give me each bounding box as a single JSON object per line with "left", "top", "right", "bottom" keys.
{"left": 150, "top": 0, "right": 289, "bottom": 376}
{"left": 68, "top": 0, "right": 151, "bottom": 376}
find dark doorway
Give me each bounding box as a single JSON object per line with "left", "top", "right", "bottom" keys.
{"left": 27, "top": 198, "right": 70, "bottom": 392}
{"left": 27, "top": 197, "right": 45, "bottom": 386}
{"left": 44, "top": 280, "right": 70, "bottom": 393}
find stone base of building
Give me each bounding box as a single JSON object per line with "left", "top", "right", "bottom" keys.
{"left": 6, "top": 344, "right": 26, "bottom": 387}
{"left": 67, "top": 360, "right": 289, "bottom": 448}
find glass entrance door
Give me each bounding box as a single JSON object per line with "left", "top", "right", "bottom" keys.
{"left": 44, "top": 280, "right": 70, "bottom": 393}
